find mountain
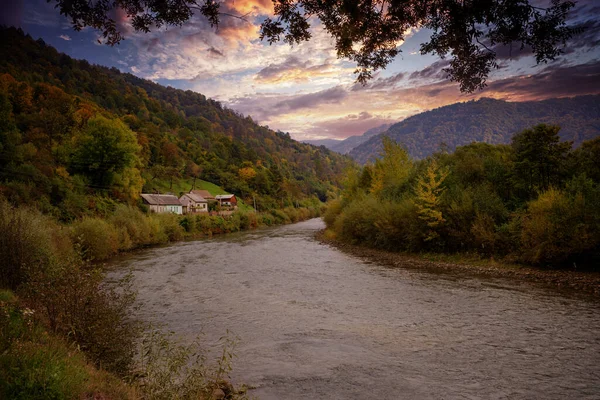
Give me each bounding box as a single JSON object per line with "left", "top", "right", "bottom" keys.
{"left": 303, "top": 138, "right": 342, "bottom": 148}
{"left": 349, "top": 97, "right": 600, "bottom": 164}
{"left": 0, "top": 27, "right": 352, "bottom": 219}
{"left": 305, "top": 123, "right": 393, "bottom": 154}
{"left": 331, "top": 123, "right": 393, "bottom": 154}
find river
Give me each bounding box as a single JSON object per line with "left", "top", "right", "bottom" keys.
{"left": 109, "top": 218, "right": 600, "bottom": 399}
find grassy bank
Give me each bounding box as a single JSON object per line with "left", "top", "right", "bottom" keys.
{"left": 0, "top": 198, "right": 322, "bottom": 398}
{"left": 317, "top": 229, "right": 600, "bottom": 295}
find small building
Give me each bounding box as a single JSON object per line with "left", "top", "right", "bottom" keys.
{"left": 179, "top": 192, "right": 208, "bottom": 214}
{"left": 141, "top": 194, "right": 183, "bottom": 214}
{"left": 190, "top": 189, "right": 216, "bottom": 202}
{"left": 215, "top": 194, "right": 237, "bottom": 207}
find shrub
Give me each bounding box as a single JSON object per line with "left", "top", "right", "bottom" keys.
{"left": 519, "top": 187, "right": 600, "bottom": 266}
{"left": 71, "top": 217, "right": 119, "bottom": 261}
{"left": 0, "top": 200, "right": 72, "bottom": 289}
{"left": 270, "top": 209, "right": 291, "bottom": 224}
{"left": 153, "top": 213, "right": 185, "bottom": 242}
{"left": 135, "top": 330, "right": 249, "bottom": 400}
{"left": 22, "top": 260, "right": 141, "bottom": 376}
{"left": 109, "top": 205, "right": 157, "bottom": 248}
{"left": 323, "top": 199, "right": 343, "bottom": 228}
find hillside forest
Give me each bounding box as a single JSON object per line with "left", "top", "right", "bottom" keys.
{"left": 0, "top": 27, "right": 351, "bottom": 222}
{"left": 325, "top": 126, "right": 600, "bottom": 268}
{"left": 348, "top": 96, "right": 600, "bottom": 163}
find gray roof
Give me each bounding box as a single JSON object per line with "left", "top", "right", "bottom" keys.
{"left": 141, "top": 194, "right": 182, "bottom": 206}
{"left": 190, "top": 190, "right": 215, "bottom": 200}
{"left": 181, "top": 193, "right": 207, "bottom": 203}
{"left": 215, "top": 194, "right": 235, "bottom": 200}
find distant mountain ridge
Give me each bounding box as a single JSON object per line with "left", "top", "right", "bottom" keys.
{"left": 304, "top": 123, "right": 394, "bottom": 154}
{"left": 349, "top": 96, "right": 600, "bottom": 163}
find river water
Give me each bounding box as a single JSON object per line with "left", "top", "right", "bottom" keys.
{"left": 109, "top": 218, "right": 600, "bottom": 399}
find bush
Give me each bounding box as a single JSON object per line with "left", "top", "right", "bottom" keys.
{"left": 109, "top": 205, "right": 157, "bottom": 249}
{"left": 153, "top": 213, "right": 185, "bottom": 242}
{"left": 22, "top": 260, "right": 141, "bottom": 376}
{"left": 519, "top": 187, "right": 600, "bottom": 266}
{"left": 71, "top": 217, "right": 119, "bottom": 261}
{"left": 0, "top": 200, "right": 73, "bottom": 289}
{"left": 135, "top": 330, "right": 249, "bottom": 400}
{"left": 0, "top": 290, "right": 135, "bottom": 400}
{"left": 270, "top": 209, "right": 291, "bottom": 224}
{"left": 323, "top": 199, "right": 343, "bottom": 228}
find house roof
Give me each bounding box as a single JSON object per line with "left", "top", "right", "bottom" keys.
{"left": 182, "top": 193, "right": 207, "bottom": 203}
{"left": 190, "top": 189, "right": 215, "bottom": 200}
{"left": 141, "top": 194, "right": 182, "bottom": 206}
{"left": 215, "top": 194, "right": 235, "bottom": 200}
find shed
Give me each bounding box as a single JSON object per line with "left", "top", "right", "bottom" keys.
{"left": 215, "top": 194, "right": 237, "bottom": 207}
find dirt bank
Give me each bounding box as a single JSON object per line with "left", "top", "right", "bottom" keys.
{"left": 316, "top": 231, "right": 600, "bottom": 296}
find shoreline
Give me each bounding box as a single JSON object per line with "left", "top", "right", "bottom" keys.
{"left": 315, "top": 230, "right": 600, "bottom": 296}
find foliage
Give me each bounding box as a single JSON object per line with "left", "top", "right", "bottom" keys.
{"left": 413, "top": 160, "right": 449, "bottom": 242}
{"left": 327, "top": 130, "right": 600, "bottom": 269}
{"left": 511, "top": 124, "right": 572, "bottom": 197}
{"left": 49, "top": 1, "right": 579, "bottom": 91}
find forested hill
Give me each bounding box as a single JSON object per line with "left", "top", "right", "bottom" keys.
{"left": 349, "top": 96, "right": 600, "bottom": 163}
{"left": 0, "top": 27, "right": 352, "bottom": 219}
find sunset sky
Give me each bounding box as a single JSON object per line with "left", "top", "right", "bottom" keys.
{"left": 2, "top": 0, "right": 600, "bottom": 140}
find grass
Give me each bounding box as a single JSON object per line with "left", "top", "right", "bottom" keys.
{"left": 147, "top": 177, "right": 228, "bottom": 197}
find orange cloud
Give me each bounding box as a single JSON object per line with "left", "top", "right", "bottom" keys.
{"left": 224, "top": 0, "right": 274, "bottom": 16}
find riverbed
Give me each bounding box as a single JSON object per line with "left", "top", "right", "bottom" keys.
{"left": 109, "top": 218, "right": 600, "bottom": 399}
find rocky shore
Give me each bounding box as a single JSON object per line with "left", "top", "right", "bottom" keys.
{"left": 316, "top": 230, "right": 600, "bottom": 296}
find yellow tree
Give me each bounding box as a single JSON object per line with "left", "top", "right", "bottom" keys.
{"left": 370, "top": 136, "right": 412, "bottom": 197}
{"left": 414, "top": 159, "right": 449, "bottom": 242}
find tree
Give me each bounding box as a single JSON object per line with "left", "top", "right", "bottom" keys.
{"left": 70, "top": 115, "right": 141, "bottom": 189}
{"left": 414, "top": 159, "right": 449, "bottom": 242}
{"left": 50, "top": 0, "right": 579, "bottom": 92}
{"left": 370, "top": 136, "right": 412, "bottom": 197}
{"left": 511, "top": 124, "right": 572, "bottom": 197}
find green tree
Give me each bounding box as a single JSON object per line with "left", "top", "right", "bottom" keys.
{"left": 511, "top": 124, "right": 572, "bottom": 197}
{"left": 70, "top": 115, "right": 141, "bottom": 189}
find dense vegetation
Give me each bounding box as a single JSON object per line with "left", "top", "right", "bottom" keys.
{"left": 0, "top": 27, "right": 351, "bottom": 221}
{"left": 349, "top": 96, "right": 600, "bottom": 163}
{"left": 326, "top": 125, "right": 600, "bottom": 268}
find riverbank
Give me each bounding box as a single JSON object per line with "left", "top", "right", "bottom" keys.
{"left": 316, "top": 230, "right": 600, "bottom": 295}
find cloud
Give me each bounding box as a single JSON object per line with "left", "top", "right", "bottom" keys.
{"left": 229, "top": 86, "right": 349, "bottom": 121}
{"left": 207, "top": 46, "right": 225, "bottom": 57}
{"left": 59, "top": 34, "right": 71, "bottom": 41}
{"left": 408, "top": 59, "right": 450, "bottom": 82}
{"left": 254, "top": 56, "right": 342, "bottom": 84}
{"left": 481, "top": 60, "right": 600, "bottom": 101}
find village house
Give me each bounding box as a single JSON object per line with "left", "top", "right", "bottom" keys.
{"left": 140, "top": 194, "right": 183, "bottom": 214}
{"left": 190, "top": 189, "right": 216, "bottom": 202}
{"left": 179, "top": 192, "right": 208, "bottom": 214}
{"left": 215, "top": 194, "right": 237, "bottom": 207}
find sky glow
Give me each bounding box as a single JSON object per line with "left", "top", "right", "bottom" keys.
{"left": 2, "top": 0, "right": 600, "bottom": 140}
